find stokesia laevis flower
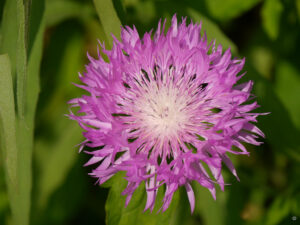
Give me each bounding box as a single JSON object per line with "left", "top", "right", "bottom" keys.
{"left": 68, "top": 15, "right": 266, "bottom": 212}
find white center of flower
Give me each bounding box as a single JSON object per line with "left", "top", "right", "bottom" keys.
{"left": 134, "top": 83, "right": 189, "bottom": 141}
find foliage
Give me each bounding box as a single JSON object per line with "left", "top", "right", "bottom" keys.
{"left": 0, "top": 0, "right": 299, "bottom": 225}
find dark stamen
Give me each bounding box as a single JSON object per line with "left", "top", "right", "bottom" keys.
{"left": 128, "top": 137, "right": 138, "bottom": 143}
{"left": 198, "top": 83, "right": 208, "bottom": 90}
{"left": 141, "top": 69, "right": 150, "bottom": 82}
{"left": 123, "top": 82, "right": 130, "bottom": 88}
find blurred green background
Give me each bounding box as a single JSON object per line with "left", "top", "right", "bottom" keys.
{"left": 0, "top": 0, "right": 300, "bottom": 225}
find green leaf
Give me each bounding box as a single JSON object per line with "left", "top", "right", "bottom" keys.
{"left": 297, "top": 0, "right": 300, "bottom": 22}
{"left": 249, "top": 46, "right": 273, "bottom": 79}
{"left": 15, "top": 0, "right": 46, "bottom": 224}
{"left": 0, "top": 54, "right": 18, "bottom": 224}
{"left": 93, "top": 0, "right": 122, "bottom": 47}
{"left": 205, "top": 0, "right": 261, "bottom": 21}
{"left": 0, "top": 1, "right": 32, "bottom": 224}
{"left": 0, "top": 1, "right": 30, "bottom": 224}
{"left": 105, "top": 173, "right": 191, "bottom": 225}
{"left": 0, "top": 0, "right": 27, "bottom": 118}
{"left": 45, "top": 0, "right": 95, "bottom": 27}
{"left": 265, "top": 196, "right": 291, "bottom": 225}
{"left": 224, "top": 181, "right": 248, "bottom": 225}
{"left": 32, "top": 159, "right": 88, "bottom": 225}
{"left": 245, "top": 64, "right": 300, "bottom": 161}
{"left": 261, "top": 0, "right": 283, "bottom": 40}
{"left": 274, "top": 61, "right": 300, "bottom": 129}
{"left": 33, "top": 24, "right": 85, "bottom": 211}
{"left": 16, "top": 0, "right": 45, "bottom": 221}
{"left": 291, "top": 192, "right": 300, "bottom": 216}
{"left": 0, "top": 1, "right": 18, "bottom": 78}
{"left": 26, "top": 0, "right": 44, "bottom": 124}
{"left": 0, "top": 0, "right": 46, "bottom": 224}
{"left": 192, "top": 181, "right": 225, "bottom": 225}
{"left": 35, "top": 122, "right": 82, "bottom": 209}
{"left": 187, "top": 8, "right": 238, "bottom": 54}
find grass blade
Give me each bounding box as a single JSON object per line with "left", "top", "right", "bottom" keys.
{"left": 0, "top": 54, "right": 18, "bottom": 224}
{"left": 0, "top": 0, "right": 28, "bottom": 118}
{"left": 187, "top": 8, "right": 238, "bottom": 55}
{"left": 35, "top": 30, "right": 85, "bottom": 209}
{"left": 93, "top": 0, "right": 122, "bottom": 47}
{"left": 45, "top": 0, "right": 95, "bottom": 27}
{"left": 16, "top": 0, "right": 46, "bottom": 222}
{"left": 0, "top": 0, "right": 45, "bottom": 224}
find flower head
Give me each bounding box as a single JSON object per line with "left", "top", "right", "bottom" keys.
{"left": 68, "top": 15, "right": 266, "bottom": 212}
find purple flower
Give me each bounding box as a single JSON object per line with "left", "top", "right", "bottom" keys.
{"left": 68, "top": 15, "right": 266, "bottom": 212}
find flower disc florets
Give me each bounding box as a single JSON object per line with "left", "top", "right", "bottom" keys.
{"left": 69, "top": 15, "right": 266, "bottom": 212}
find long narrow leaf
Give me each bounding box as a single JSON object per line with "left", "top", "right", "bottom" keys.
{"left": 0, "top": 0, "right": 27, "bottom": 118}
{"left": 93, "top": 0, "right": 122, "bottom": 47}
{"left": 0, "top": 0, "right": 46, "bottom": 224}
{"left": 15, "top": 0, "right": 27, "bottom": 119}
{"left": 36, "top": 122, "right": 82, "bottom": 209}
{"left": 187, "top": 8, "right": 238, "bottom": 55}
{"left": 16, "top": 0, "right": 46, "bottom": 223}
{"left": 193, "top": 182, "right": 225, "bottom": 225}
{"left": 35, "top": 26, "right": 85, "bottom": 208}
{"left": 45, "top": 0, "right": 95, "bottom": 27}
{"left": 0, "top": 0, "right": 30, "bottom": 224}
{"left": 0, "top": 54, "right": 18, "bottom": 224}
